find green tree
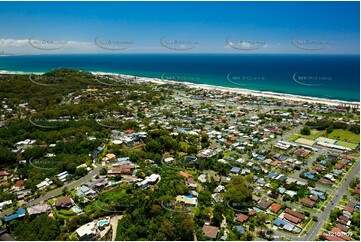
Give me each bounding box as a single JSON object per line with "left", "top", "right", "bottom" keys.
{"left": 300, "top": 126, "right": 311, "bottom": 135}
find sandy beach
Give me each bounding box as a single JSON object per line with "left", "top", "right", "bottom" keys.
{"left": 0, "top": 70, "right": 359, "bottom": 107}
{"left": 90, "top": 71, "right": 360, "bottom": 108}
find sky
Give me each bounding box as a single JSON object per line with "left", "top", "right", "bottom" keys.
{"left": 0, "top": 1, "right": 359, "bottom": 55}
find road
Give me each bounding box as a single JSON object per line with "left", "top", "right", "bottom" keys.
{"left": 273, "top": 158, "right": 360, "bottom": 241}
{"left": 0, "top": 166, "right": 102, "bottom": 218}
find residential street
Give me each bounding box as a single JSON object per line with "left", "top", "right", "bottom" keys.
{"left": 273, "top": 158, "right": 360, "bottom": 241}
{"left": 0, "top": 166, "right": 103, "bottom": 218}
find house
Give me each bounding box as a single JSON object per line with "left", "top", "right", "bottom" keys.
{"left": 252, "top": 195, "right": 261, "bottom": 203}
{"left": 330, "top": 228, "right": 351, "bottom": 241}
{"left": 16, "top": 189, "right": 32, "bottom": 200}
{"left": 107, "top": 164, "right": 135, "bottom": 175}
{"left": 336, "top": 223, "right": 349, "bottom": 232}
{"left": 235, "top": 225, "right": 245, "bottom": 234}
{"left": 294, "top": 148, "right": 311, "bottom": 157}
{"left": 106, "top": 153, "right": 116, "bottom": 160}
{"left": 180, "top": 172, "right": 192, "bottom": 179}
{"left": 184, "top": 156, "right": 198, "bottom": 164}
{"left": 248, "top": 209, "right": 257, "bottom": 216}
{"left": 12, "top": 180, "right": 24, "bottom": 190}
{"left": 319, "top": 178, "right": 333, "bottom": 186}
{"left": 343, "top": 206, "right": 354, "bottom": 214}
{"left": 164, "top": 157, "right": 174, "bottom": 164}
{"left": 323, "top": 235, "right": 344, "bottom": 241}
{"left": 301, "top": 198, "right": 316, "bottom": 208}
{"left": 4, "top": 208, "right": 26, "bottom": 222}
{"left": 55, "top": 196, "right": 74, "bottom": 209}
{"left": 212, "top": 193, "right": 223, "bottom": 203}
{"left": 214, "top": 185, "right": 225, "bottom": 193}
{"left": 230, "top": 167, "right": 241, "bottom": 174}
{"left": 176, "top": 195, "right": 197, "bottom": 207}
{"left": 335, "top": 162, "right": 346, "bottom": 170}
{"left": 273, "top": 218, "right": 295, "bottom": 232}
{"left": 56, "top": 171, "right": 69, "bottom": 183}
{"left": 304, "top": 172, "right": 315, "bottom": 179}
{"left": 284, "top": 208, "right": 305, "bottom": 221}
{"left": 284, "top": 214, "right": 301, "bottom": 224}
{"left": 198, "top": 174, "right": 207, "bottom": 183}
{"left": 27, "top": 203, "right": 50, "bottom": 216}
{"left": 258, "top": 199, "right": 272, "bottom": 210}
{"left": 0, "top": 200, "right": 12, "bottom": 211}
{"left": 0, "top": 171, "right": 10, "bottom": 176}
{"left": 36, "top": 178, "right": 53, "bottom": 190}
{"left": 202, "top": 224, "right": 219, "bottom": 240}
{"left": 269, "top": 203, "right": 282, "bottom": 213}
{"left": 235, "top": 213, "right": 248, "bottom": 223}
{"left": 75, "top": 221, "right": 99, "bottom": 241}
{"left": 135, "top": 174, "right": 160, "bottom": 188}
{"left": 76, "top": 185, "right": 97, "bottom": 197}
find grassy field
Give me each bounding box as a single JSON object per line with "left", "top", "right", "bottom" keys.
{"left": 55, "top": 209, "right": 76, "bottom": 220}
{"left": 286, "top": 129, "right": 325, "bottom": 142}
{"left": 336, "top": 141, "right": 359, "bottom": 149}
{"left": 327, "top": 129, "right": 360, "bottom": 143}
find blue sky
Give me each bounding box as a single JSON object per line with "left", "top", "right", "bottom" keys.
{"left": 0, "top": 1, "right": 359, "bottom": 54}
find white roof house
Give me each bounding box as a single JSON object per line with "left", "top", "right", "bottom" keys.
{"left": 164, "top": 157, "right": 174, "bottom": 164}
{"left": 76, "top": 221, "right": 98, "bottom": 240}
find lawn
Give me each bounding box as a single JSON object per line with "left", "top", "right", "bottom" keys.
{"left": 327, "top": 129, "right": 360, "bottom": 143}
{"left": 336, "top": 141, "right": 359, "bottom": 149}
{"left": 286, "top": 129, "right": 325, "bottom": 142}
{"left": 55, "top": 209, "right": 76, "bottom": 220}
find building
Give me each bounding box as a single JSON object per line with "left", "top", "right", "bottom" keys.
{"left": 76, "top": 185, "right": 97, "bottom": 198}
{"left": 234, "top": 213, "right": 249, "bottom": 223}
{"left": 269, "top": 203, "right": 282, "bottom": 213}
{"left": 36, "top": 178, "right": 53, "bottom": 190}
{"left": 75, "top": 221, "right": 99, "bottom": 241}
{"left": 258, "top": 199, "right": 273, "bottom": 210}
{"left": 27, "top": 203, "right": 51, "bottom": 216}
{"left": 284, "top": 208, "right": 305, "bottom": 221}
{"left": 4, "top": 208, "right": 26, "bottom": 222}
{"left": 55, "top": 196, "right": 74, "bottom": 209}
{"left": 176, "top": 195, "right": 197, "bottom": 207}
{"left": 135, "top": 174, "right": 160, "bottom": 188}
{"left": 301, "top": 198, "right": 316, "bottom": 208}
{"left": 202, "top": 224, "right": 219, "bottom": 240}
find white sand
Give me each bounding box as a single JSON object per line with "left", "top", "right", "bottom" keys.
{"left": 90, "top": 71, "right": 360, "bottom": 107}
{"left": 0, "top": 70, "right": 358, "bottom": 107}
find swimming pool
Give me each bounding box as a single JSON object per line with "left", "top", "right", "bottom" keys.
{"left": 97, "top": 218, "right": 110, "bottom": 227}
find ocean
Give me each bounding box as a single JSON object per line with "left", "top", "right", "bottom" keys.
{"left": 0, "top": 54, "right": 359, "bottom": 102}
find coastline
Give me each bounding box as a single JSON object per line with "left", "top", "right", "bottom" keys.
{"left": 0, "top": 70, "right": 359, "bottom": 107}
{"left": 91, "top": 71, "right": 360, "bottom": 108}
